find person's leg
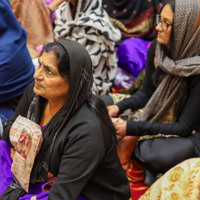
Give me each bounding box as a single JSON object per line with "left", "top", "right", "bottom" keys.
{"left": 99, "top": 95, "right": 114, "bottom": 106}
{"left": 134, "top": 137, "right": 194, "bottom": 176}
{"left": 140, "top": 158, "right": 200, "bottom": 200}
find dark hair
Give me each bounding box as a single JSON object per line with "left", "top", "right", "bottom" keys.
{"left": 153, "top": 1, "right": 175, "bottom": 86}
{"left": 43, "top": 42, "right": 70, "bottom": 79}
{"left": 166, "top": 1, "right": 175, "bottom": 56}
{"left": 159, "top": 1, "right": 175, "bottom": 56}
{"left": 87, "top": 95, "right": 118, "bottom": 144}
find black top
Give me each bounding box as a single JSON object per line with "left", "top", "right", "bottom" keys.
{"left": 3, "top": 83, "right": 130, "bottom": 200}
{"left": 117, "top": 40, "right": 200, "bottom": 137}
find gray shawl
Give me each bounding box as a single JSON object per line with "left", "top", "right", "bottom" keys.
{"left": 142, "top": 0, "right": 200, "bottom": 122}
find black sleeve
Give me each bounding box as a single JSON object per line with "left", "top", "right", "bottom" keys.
{"left": 116, "top": 40, "right": 157, "bottom": 114}
{"left": 2, "top": 82, "right": 35, "bottom": 146}
{"left": 48, "top": 119, "right": 105, "bottom": 200}
{"left": 126, "top": 76, "right": 200, "bottom": 137}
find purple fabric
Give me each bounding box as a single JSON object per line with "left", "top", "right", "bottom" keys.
{"left": 113, "top": 67, "right": 135, "bottom": 89}
{"left": 0, "top": 140, "right": 13, "bottom": 193}
{"left": 78, "top": 197, "right": 87, "bottom": 200}
{"left": 117, "top": 37, "right": 151, "bottom": 77}
{"left": 45, "top": 0, "right": 56, "bottom": 23}
{"left": 0, "top": 140, "right": 86, "bottom": 200}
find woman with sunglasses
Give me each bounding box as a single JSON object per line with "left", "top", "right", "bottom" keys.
{"left": 107, "top": 0, "right": 200, "bottom": 186}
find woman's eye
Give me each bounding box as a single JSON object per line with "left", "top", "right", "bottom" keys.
{"left": 46, "top": 68, "right": 53, "bottom": 75}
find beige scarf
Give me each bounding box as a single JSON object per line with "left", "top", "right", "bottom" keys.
{"left": 142, "top": 0, "right": 200, "bottom": 123}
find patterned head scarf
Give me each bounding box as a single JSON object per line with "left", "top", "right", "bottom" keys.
{"left": 54, "top": 0, "right": 121, "bottom": 45}
{"left": 54, "top": 0, "right": 121, "bottom": 94}
{"left": 142, "top": 0, "right": 200, "bottom": 122}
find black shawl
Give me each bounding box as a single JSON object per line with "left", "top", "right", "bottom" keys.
{"left": 30, "top": 39, "right": 94, "bottom": 182}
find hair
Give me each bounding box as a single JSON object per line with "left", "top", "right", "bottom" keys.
{"left": 43, "top": 42, "right": 70, "bottom": 79}
{"left": 87, "top": 95, "right": 118, "bottom": 144}
{"left": 166, "top": 1, "right": 175, "bottom": 56}
{"left": 153, "top": 1, "right": 175, "bottom": 86}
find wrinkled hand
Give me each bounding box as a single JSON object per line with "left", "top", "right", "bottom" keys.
{"left": 107, "top": 105, "right": 119, "bottom": 117}
{"left": 113, "top": 121, "right": 127, "bottom": 138}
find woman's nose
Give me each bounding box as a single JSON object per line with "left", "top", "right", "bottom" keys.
{"left": 34, "top": 67, "right": 43, "bottom": 80}
{"left": 156, "top": 22, "right": 162, "bottom": 32}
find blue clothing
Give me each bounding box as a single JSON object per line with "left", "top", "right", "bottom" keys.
{"left": 0, "top": 104, "right": 14, "bottom": 126}
{"left": 0, "top": 0, "right": 35, "bottom": 103}
{"left": 0, "top": 104, "right": 14, "bottom": 137}
{"left": 0, "top": 0, "right": 35, "bottom": 137}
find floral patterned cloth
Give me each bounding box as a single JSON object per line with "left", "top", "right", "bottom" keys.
{"left": 139, "top": 158, "right": 200, "bottom": 200}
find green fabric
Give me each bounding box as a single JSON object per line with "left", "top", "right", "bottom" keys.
{"left": 119, "top": 70, "right": 145, "bottom": 95}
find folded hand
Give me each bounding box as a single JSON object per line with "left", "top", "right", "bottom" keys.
{"left": 113, "top": 121, "right": 127, "bottom": 138}
{"left": 107, "top": 105, "right": 119, "bottom": 117}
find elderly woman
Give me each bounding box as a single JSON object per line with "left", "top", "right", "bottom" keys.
{"left": 54, "top": 0, "right": 121, "bottom": 95}
{"left": 107, "top": 0, "right": 200, "bottom": 186}
{"left": 0, "top": 39, "right": 130, "bottom": 199}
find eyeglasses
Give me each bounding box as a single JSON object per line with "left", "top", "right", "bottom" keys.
{"left": 155, "top": 15, "right": 173, "bottom": 31}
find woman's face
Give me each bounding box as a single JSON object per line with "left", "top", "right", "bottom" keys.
{"left": 34, "top": 51, "right": 69, "bottom": 104}
{"left": 156, "top": 4, "right": 174, "bottom": 47}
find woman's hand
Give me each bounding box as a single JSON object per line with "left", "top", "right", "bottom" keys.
{"left": 107, "top": 105, "right": 119, "bottom": 117}
{"left": 113, "top": 121, "right": 127, "bottom": 138}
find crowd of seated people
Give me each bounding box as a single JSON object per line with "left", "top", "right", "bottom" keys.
{"left": 2, "top": 0, "right": 200, "bottom": 199}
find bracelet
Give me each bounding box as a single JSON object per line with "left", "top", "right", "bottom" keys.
{"left": 47, "top": 6, "right": 53, "bottom": 14}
